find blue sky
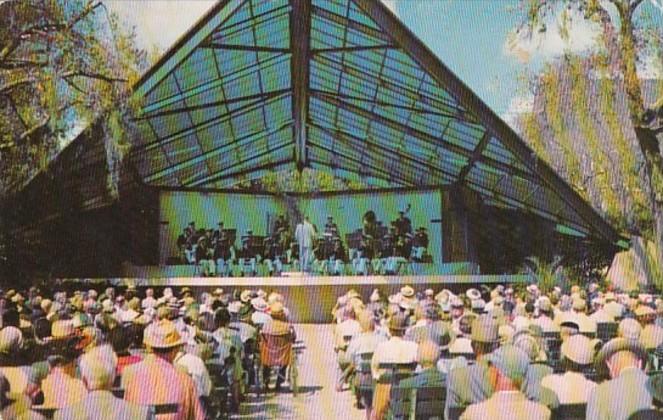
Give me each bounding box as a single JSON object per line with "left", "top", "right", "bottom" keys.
{"left": 106, "top": 0, "right": 662, "bottom": 123}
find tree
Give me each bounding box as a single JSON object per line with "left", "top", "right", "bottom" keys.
{"left": 0, "top": 0, "right": 146, "bottom": 193}
{"left": 515, "top": 0, "right": 663, "bottom": 271}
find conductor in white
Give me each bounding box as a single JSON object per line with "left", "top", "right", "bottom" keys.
{"left": 295, "top": 216, "right": 316, "bottom": 272}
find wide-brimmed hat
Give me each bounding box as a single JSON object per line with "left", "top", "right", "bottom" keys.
{"left": 400, "top": 286, "right": 415, "bottom": 298}
{"left": 538, "top": 297, "right": 552, "bottom": 312}
{"left": 596, "top": 338, "right": 648, "bottom": 369}
{"left": 240, "top": 290, "right": 253, "bottom": 303}
{"left": 143, "top": 320, "right": 183, "bottom": 349}
{"left": 450, "top": 296, "right": 464, "bottom": 308}
{"left": 369, "top": 289, "right": 381, "bottom": 303}
{"left": 561, "top": 334, "right": 595, "bottom": 365}
{"left": 52, "top": 320, "right": 76, "bottom": 339}
{"left": 270, "top": 301, "right": 285, "bottom": 316}
{"left": 466, "top": 288, "right": 481, "bottom": 301}
{"left": 213, "top": 288, "right": 224, "bottom": 296}
{"left": 471, "top": 315, "right": 500, "bottom": 343}
{"left": 252, "top": 298, "right": 268, "bottom": 312}
{"left": 487, "top": 345, "right": 530, "bottom": 382}
{"left": 572, "top": 298, "right": 587, "bottom": 312}
{"left": 635, "top": 305, "right": 656, "bottom": 318}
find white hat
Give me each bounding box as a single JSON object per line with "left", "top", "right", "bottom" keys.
{"left": 400, "top": 286, "right": 415, "bottom": 298}
{"left": 619, "top": 318, "right": 642, "bottom": 341}
{"left": 424, "top": 289, "right": 434, "bottom": 297}
{"left": 251, "top": 298, "right": 268, "bottom": 312}
{"left": 466, "top": 288, "right": 481, "bottom": 301}
{"left": 369, "top": 289, "right": 380, "bottom": 303}
{"left": 561, "top": 334, "right": 595, "bottom": 365}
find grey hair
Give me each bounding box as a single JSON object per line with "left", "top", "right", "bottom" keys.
{"left": 79, "top": 345, "right": 118, "bottom": 391}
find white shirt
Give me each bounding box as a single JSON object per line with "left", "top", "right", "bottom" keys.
{"left": 294, "top": 221, "right": 315, "bottom": 248}
{"left": 370, "top": 336, "right": 418, "bottom": 380}
{"left": 335, "top": 319, "right": 361, "bottom": 348}
{"left": 174, "top": 352, "right": 212, "bottom": 397}
{"left": 540, "top": 371, "right": 597, "bottom": 404}
{"left": 532, "top": 315, "right": 560, "bottom": 333}
{"left": 141, "top": 297, "right": 157, "bottom": 310}
{"left": 251, "top": 311, "right": 272, "bottom": 326}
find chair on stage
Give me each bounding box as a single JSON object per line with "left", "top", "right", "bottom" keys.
{"left": 259, "top": 330, "right": 298, "bottom": 396}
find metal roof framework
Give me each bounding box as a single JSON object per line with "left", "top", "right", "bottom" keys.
{"left": 129, "top": 0, "right": 621, "bottom": 245}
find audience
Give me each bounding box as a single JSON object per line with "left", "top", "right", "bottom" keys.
{"left": 54, "top": 346, "right": 151, "bottom": 420}
{"left": 0, "top": 279, "right": 661, "bottom": 419}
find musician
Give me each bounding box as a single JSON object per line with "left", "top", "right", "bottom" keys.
{"left": 352, "top": 237, "right": 373, "bottom": 276}
{"left": 286, "top": 241, "right": 300, "bottom": 271}
{"left": 185, "top": 221, "right": 196, "bottom": 238}
{"left": 273, "top": 214, "right": 289, "bottom": 238}
{"left": 196, "top": 233, "right": 215, "bottom": 276}
{"left": 263, "top": 238, "right": 284, "bottom": 276}
{"left": 236, "top": 238, "right": 257, "bottom": 277}
{"left": 311, "top": 238, "right": 328, "bottom": 274}
{"left": 295, "top": 216, "right": 316, "bottom": 272}
{"left": 213, "top": 222, "right": 224, "bottom": 243}
{"left": 377, "top": 227, "right": 397, "bottom": 274}
{"left": 324, "top": 216, "right": 339, "bottom": 239}
{"left": 213, "top": 231, "right": 235, "bottom": 277}
{"left": 393, "top": 211, "right": 412, "bottom": 236}
{"left": 412, "top": 227, "right": 429, "bottom": 262}
{"left": 177, "top": 229, "right": 189, "bottom": 263}
{"left": 328, "top": 238, "right": 347, "bottom": 276}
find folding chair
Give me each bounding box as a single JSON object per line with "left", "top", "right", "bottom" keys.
{"left": 259, "top": 331, "right": 297, "bottom": 396}
{"left": 552, "top": 403, "right": 587, "bottom": 420}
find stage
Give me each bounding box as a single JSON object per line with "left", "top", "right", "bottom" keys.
{"left": 61, "top": 273, "right": 531, "bottom": 323}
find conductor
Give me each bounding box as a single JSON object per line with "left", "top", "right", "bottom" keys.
{"left": 295, "top": 216, "right": 316, "bottom": 272}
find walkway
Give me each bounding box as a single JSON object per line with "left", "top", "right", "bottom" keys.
{"left": 233, "top": 324, "right": 365, "bottom": 420}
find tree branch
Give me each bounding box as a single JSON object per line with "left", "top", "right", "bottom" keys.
{"left": 0, "top": 77, "right": 35, "bottom": 96}
{"left": 63, "top": 71, "right": 127, "bottom": 84}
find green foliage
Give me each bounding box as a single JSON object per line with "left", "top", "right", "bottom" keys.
{"left": 0, "top": 0, "right": 146, "bottom": 194}
{"left": 238, "top": 168, "right": 369, "bottom": 193}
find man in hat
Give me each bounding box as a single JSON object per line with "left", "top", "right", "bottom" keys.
{"left": 445, "top": 315, "right": 501, "bottom": 417}
{"left": 261, "top": 302, "right": 296, "bottom": 391}
{"left": 250, "top": 298, "right": 271, "bottom": 327}
{"left": 54, "top": 346, "right": 150, "bottom": 420}
{"left": 324, "top": 215, "right": 339, "bottom": 239}
{"left": 122, "top": 320, "right": 204, "bottom": 419}
{"left": 532, "top": 297, "right": 559, "bottom": 333}
{"left": 460, "top": 346, "right": 551, "bottom": 420}
{"left": 540, "top": 334, "right": 598, "bottom": 404}
{"left": 370, "top": 312, "right": 418, "bottom": 381}
{"left": 587, "top": 338, "right": 652, "bottom": 420}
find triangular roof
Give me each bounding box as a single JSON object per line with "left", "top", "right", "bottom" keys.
{"left": 129, "top": 0, "right": 621, "bottom": 245}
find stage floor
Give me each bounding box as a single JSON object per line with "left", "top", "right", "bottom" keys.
{"left": 68, "top": 273, "right": 530, "bottom": 323}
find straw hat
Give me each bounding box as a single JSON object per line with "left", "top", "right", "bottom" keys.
{"left": 596, "top": 338, "right": 647, "bottom": 369}
{"left": 52, "top": 320, "right": 76, "bottom": 339}
{"left": 240, "top": 290, "right": 253, "bottom": 303}
{"left": 143, "top": 320, "right": 183, "bottom": 349}
{"left": 561, "top": 334, "right": 595, "bottom": 365}
{"left": 252, "top": 298, "right": 268, "bottom": 312}
{"left": 471, "top": 315, "right": 500, "bottom": 343}
{"left": 400, "top": 286, "right": 415, "bottom": 298}
{"left": 0, "top": 327, "right": 23, "bottom": 354}
{"left": 466, "top": 288, "right": 481, "bottom": 301}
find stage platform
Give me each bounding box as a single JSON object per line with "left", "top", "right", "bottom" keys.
{"left": 62, "top": 273, "right": 531, "bottom": 323}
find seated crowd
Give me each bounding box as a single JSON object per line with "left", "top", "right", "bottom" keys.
{"left": 331, "top": 283, "right": 663, "bottom": 420}
{"left": 175, "top": 211, "right": 431, "bottom": 277}
{"left": 0, "top": 284, "right": 296, "bottom": 419}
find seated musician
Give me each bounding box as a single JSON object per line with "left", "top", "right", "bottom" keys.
{"left": 376, "top": 227, "right": 398, "bottom": 275}
{"left": 285, "top": 241, "right": 300, "bottom": 271}
{"left": 177, "top": 229, "right": 189, "bottom": 263}
{"left": 412, "top": 227, "right": 429, "bottom": 262}
{"left": 325, "top": 215, "right": 339, "bottom": 239}
{"left": 272, "top": 214, "right": 289, "bottom": 239}
{"left": 311, "top": 238, "right": 328, "bottom": 275}
{"left": 352, "top": 237, "right": 373, "bottom": 276}
{"left": 393, "top": 210, "right": 412, "bottom": 236}
{"left": 263, "top": 238, "right": 284, "bottom": 276}
{"left": 196, "top": 232, "right": 215, "bottom": 276}
{"left": 328, "top": 238, "right": 347, "bottom": 276}
{"left": 213, "top": 232, "right": 235, "bottom": 277}
{"left": 236, "top": 233, "right": 257, "bottom": 276}
{"left": 212, "top": 221, "right": 224, "bottom": 243}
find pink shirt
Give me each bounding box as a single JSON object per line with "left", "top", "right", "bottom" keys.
{"left": 122, "top": 354, "right": 204, "bottom": 420}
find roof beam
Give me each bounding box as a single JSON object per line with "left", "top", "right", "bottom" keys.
{"left": 353, "top": 0, "right": 621, "bottom": 244}
{"left": 312, "top": 91, "right": 539, "bottom": 184}
{"left": 188, "top": 157, "right": 293, "bottom": 187}
{"left": 310, "top": 44, "right": 395, "bottom": 54}
{"left": 456, "top": 130, "right": 491, "bottom": 183}
{"left": 133, "top": 0, "right": 248, "bottom": 97}
{"left": 201, "top": 42, "right": 290, "bottom": 53}
{"left": 311, "top": 4, "right": 391, "bottom": 44}
{"left": 291, "top": 0, "right": 311, "bottom": 171}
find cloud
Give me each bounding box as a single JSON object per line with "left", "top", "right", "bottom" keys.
{"left": 504, "top": 8, "right": 602, "bottom": 63}
{"left": 105, "top": 1, "right": 217, "bottom": 53}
